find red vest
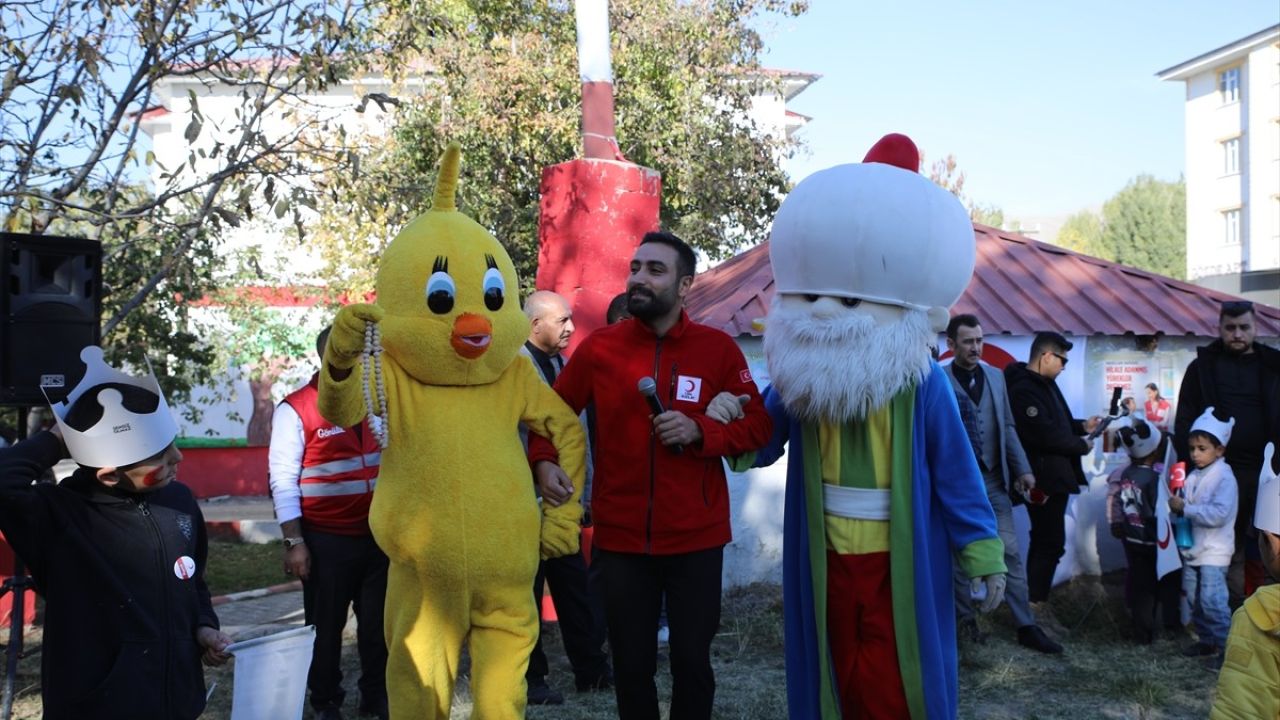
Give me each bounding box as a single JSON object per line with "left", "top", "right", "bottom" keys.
{"left": 282, "top": 377, "right": 379, "bottom": 535}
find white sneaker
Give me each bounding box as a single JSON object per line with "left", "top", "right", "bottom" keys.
{"left": 657, "top": 626, "right": 669, "bottom": 645}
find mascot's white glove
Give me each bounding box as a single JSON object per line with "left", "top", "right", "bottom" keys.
{"left": 706, "top": 392, "right": 749, "bottom": 424}
{"left": 326, "top": 303, "right": 384, "bottom": 370}
{"left": 972, "top": 574, "right": 1007, "bottom": 614}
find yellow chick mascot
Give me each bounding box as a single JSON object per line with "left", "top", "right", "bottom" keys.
{"left": 317, "top": 143, "right": 586, "bottom": 719}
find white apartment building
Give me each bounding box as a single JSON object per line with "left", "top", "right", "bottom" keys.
{"left": 1158, "top": 24, "right": 1280, "bottom": 305}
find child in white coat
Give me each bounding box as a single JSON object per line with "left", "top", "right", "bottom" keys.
{"left": 1169, "top": 407, "right": 1238, "bottom": 661}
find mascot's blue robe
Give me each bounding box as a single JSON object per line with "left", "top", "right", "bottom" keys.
{"left": 747, "top": 363, "right": 1005, "bottom": 719}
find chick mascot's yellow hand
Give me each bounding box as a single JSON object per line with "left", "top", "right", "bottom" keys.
{"left": 317, "top": 143, "right": 586, "bottom": 720}
{"left": 325, "top": 303, "right": 384, "bottom": 370}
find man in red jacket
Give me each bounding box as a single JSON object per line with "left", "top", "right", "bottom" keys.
{"left": 269, "top": 328, "right": 388, "bottom": 720}
{"left": 532, "top": 231, "right": 773, "bottom": 720}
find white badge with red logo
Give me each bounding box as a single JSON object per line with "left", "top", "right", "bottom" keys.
{"left": 174, "top": 556, "right": 196, "bottom": 581}
{"left": 676, "top": 375, "right": 702, "bottom": 403}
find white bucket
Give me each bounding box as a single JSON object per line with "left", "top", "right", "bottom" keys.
{"left": 225, "top": 625, "right": 316, "bottom": 720}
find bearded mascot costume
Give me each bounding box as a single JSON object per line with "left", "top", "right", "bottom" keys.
{"left": 737, "top": 134, "right": 1007, "bottom": 719}
{"left": 317, "top": 143, "right": 587, "bottom": 719}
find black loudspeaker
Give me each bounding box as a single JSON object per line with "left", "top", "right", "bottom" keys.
{"left": 0, "top": 233, "right": 102, "bottom": 406}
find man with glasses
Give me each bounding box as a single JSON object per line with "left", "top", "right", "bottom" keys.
{"left": 1005, "top": 332, "right": 1100, "bottom": 629}
{"left": 1174, "top": 300, "right": 1280, "bottom": 604}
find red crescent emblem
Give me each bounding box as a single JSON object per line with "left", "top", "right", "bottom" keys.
{"left": 1157, "top": 520, "right": 1172, "bottom": 549}
{"left": 684, "top": 379, "right": 695, "bottom": 394}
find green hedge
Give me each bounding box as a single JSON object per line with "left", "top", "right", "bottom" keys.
{"left": 175, "top": 437, "right": 249, "bottom": 449}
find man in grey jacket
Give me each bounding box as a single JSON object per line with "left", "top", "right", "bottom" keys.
{"left": 945, "top": 314, "right": 1062, "bottom": 653}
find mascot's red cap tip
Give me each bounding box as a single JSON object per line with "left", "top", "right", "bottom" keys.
{"left": 862, "top": 133, "right": 920, "bottom": 173}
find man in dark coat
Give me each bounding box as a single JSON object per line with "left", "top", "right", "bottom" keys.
{"left": 1005, "top": 332, "right": 1100, "bottom": 625}
{"left": 1174, "top": 300, "right": 1280, "bottom": 603}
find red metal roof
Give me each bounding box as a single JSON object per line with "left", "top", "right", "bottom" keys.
{"left": 685, "top": 224, "right": 1280, "bottom": 338}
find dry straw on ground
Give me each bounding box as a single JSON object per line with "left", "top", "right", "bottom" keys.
{"left": 5, "top": 574, "right": 1221, "bottom": 719}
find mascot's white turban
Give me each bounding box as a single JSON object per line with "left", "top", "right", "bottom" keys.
{"left": 769, "top": 133, "right": 974, "bottom": 331}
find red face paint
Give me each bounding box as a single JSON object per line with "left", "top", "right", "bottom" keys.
{"left": 141, "top": 466, "right": 166, "bottom": 487}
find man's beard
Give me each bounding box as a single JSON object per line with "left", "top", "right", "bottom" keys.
{"left": 763, "top": 299, "right": 936, "bottom": 422}
{"left": 627, "top": 285, "right": 676, "bottom": 322}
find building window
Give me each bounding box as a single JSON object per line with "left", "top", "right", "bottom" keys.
{"left": 1223, "top": 137, "right": 1240, "bottom": 175}
{"left": 1223, "top": 209, "right": 1241, "bottom": 245}
{"left": 1220, "top": 67, "right": 1240, "bottom": 103}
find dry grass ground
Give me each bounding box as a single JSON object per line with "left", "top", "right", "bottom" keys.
{"left": 957, "top": 574, "right": 1218, "bottom": 720}
{"left": 0, "top": 571, "right": 1223, "bottom": 719}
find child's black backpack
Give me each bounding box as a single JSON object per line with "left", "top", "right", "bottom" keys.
{"left": 1114, "top": 464, "right": 1159, "bottom": 545}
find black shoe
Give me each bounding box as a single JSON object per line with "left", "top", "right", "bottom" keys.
{"left": 358, "top": 694, "right": 389, "bottom": 720}
{"left": 1182, "top": 641, "right": 1219, "bottom": 657}
{"left": 1017, "top": 625, "right": 1064, "bottom": 654}
{"left": 527, "top": 680, "right": 565, "bottom": 706}
{"left": 575, "top": 670, "right": 614, "bottom": 692}
{"left": 957, "top": 618, "right": 987, "bottom": 645}
{"left": 315, "top": 706, "right": 345, "bottom": 720}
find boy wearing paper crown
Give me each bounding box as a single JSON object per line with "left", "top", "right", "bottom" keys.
{"left": 0, "top": 346, "right": 231, "bottom": 720}
{"left": 725, "top": 134, "right": 1007, "bottom": 720}
{"left": 1169, "top": 407, "right": 1239, "bottom": 662}
{"left": 1211, "top": 441, "right": 1280, "bottom": 719}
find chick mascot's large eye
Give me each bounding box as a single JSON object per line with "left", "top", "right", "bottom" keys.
{"left": 482, "top": 253, "right": 505, "bottom": 311}
{"left": 426, "top": 255, "right": 455, "bottom": 315}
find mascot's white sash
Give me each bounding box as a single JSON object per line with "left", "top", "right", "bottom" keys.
{"left": 822, "top": 485, "right": 891, "bottom": 521}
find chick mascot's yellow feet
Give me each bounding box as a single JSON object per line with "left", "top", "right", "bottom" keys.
{"left": 317, "top": 143, "right": 586, "bottom": 720}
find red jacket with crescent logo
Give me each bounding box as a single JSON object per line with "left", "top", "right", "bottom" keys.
{"left": 528, "top": 311, "right": 773, "bottom": 554}
{"left": 282, "top": 378, "right": 380, "bottom": 536}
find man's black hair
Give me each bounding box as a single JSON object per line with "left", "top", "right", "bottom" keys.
{"left": 606, "top": 293, "right": 631, "bottom": 325}
{"left": 1219, "top": 300, "right": 1254, "bottom": 322}
{"left": 946, "top": 313, "right": 981, "bottom": 340}
{"left": 639, "top": 231, "right": 696, "bottom": 280}
{"left": 1029, "top": 331, "right": 1073, "bottom": 361}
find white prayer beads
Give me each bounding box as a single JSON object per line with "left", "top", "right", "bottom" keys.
{"left": 362, "top": 321, "right": 389, "bottom": 448}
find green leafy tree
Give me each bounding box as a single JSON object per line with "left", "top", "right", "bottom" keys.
{"left": 1, "top": 0, "right": 402, "bottom": 402}
{"left": 1096, "top": 175, "right": 1186, "bottom": 279}
{"left": 313, "top": 0, "right": 809, "bottom": 292}
{"left": 1056, "top": 210, "right": 1103, "bottom": 254}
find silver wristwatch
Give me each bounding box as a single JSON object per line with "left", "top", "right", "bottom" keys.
{"left": 283, "top": 536, "right": 306, "bottom": 549}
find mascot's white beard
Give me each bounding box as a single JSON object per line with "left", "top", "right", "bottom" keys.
{"left": 763, "top": 299, "right": 936, "bottom": 423}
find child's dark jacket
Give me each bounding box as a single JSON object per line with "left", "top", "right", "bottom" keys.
{"left": 0, "top": 432, "right": 218, "bottom": 719}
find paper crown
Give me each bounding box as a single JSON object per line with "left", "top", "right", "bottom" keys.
{"left": 44, "top": 346, "right": 179, "bottom": 468}
{"left": 1257, "top": 443, "right": 1278, "bottom": 535}
{"left": 768, "top": 133, "right": 974, "bottom": 329}
{"left": 1118, "top": 417, "right": 1162, "bottom": 460}
{"left": 1189, "top": 406, "right": 1234, "bottom": 448}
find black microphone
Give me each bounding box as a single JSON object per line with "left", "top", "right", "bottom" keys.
{"left": 638, "top": 376, "right": 682, "bottom": 455}
{"left": 1109, "top": 386, "right": 1122, "bottom": 416}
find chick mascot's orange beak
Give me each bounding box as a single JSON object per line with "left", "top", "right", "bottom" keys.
{"left": 316, "top": 143, "right": 587, "bottom": 720}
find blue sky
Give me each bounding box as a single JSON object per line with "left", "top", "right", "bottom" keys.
{"left": 761, "top": 2, "right": 1279, "bottom": 220}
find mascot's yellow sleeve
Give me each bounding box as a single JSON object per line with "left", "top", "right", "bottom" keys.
{"left": 514, "top": 357, "right": 587, "bottom": 560}
{"left": 317, "top": 302, "right": 383, "bottom": 428}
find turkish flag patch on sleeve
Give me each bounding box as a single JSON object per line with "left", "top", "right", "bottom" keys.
{"left": 740, "top": 369, "right": 753, "bottom": 383}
